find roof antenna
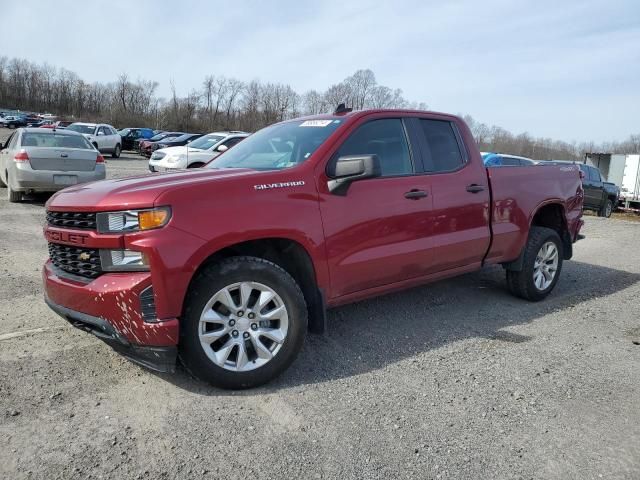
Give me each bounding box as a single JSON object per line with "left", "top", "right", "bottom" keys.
{"left": 334, "top": 103, "right": 353, "bottom": 114}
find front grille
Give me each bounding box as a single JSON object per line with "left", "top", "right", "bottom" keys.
{"left": 48, "top": 243, "right": 102, "bottom": 279}
{"left": 47, "top": 211, "right": 97, "bottom": 230}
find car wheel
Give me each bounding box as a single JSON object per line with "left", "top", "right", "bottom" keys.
{"left": 92, "top": 142, "right": 99, "bottom": 151}
{"left": 7, "top": 173, "right": 22, "bottom": 202}
{"left": 179, "top": 256, "right": 308, "bottom": 389}
{"left": 506, "top": 226, "right": 563, "bottom": 302}
{"left": 187, "top": 162, "right": 205, "bottom": 169}
{"left": 600, "top": 199, "right": 613, "bottom": 218}
{"left": 112, "top": 144, "right": 121, "bottom": 158}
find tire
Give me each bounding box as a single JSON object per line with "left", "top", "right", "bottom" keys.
{"left": 0, "top": 171, "right": 5, "bottom": 188}
{"left": 92, "top": 142, "right": 99, "bottom": 151}
{"left": 600, "top": 199, "right": 613, "bottom": 218}
{"left": 179, "top": 256, "right": 308, "bottom": 389}
{"left": 506, "top": 226, "right": 563, "bottom": 301}
{"left": 187, "top": 162, "right": 205, "bottom": 169}
{"left": 112, "top": 144, "right": 121, "bottom": 158}
{"left": 7, "top": 173, "right": 22, "bottom": 202}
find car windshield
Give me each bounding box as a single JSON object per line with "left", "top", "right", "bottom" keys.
{"left": 67, "top": 124, "right": 96, "bottom": 135}
{"left": 149, "top": 133, "right": 168, "bottom": 141}
{"left": 188, "top": 134, "right": 225, "bottom": 150}
{"left": 207, "top": 119, "right": 343, "bottom": 171}
{"left": 21, "top": 132, "right": 93, "bottom": 149}
{"left": 167, "top": 134, "right": 195, "bottom": 143}
{"left": 118, "top": 128, "right": 131, "bottom": 136}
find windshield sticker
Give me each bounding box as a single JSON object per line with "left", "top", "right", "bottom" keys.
{"left": 300, "top": 120, "right": 333, "bottom": 127}
{"left": 254, "top": 181, "right": 305, "bottom": 191}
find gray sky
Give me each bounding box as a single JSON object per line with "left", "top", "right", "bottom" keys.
{"left": 5, "top": 0, "right": 639, "bottom": 142}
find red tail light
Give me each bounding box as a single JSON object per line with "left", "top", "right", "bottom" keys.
{"left": 96, "top": 154, "right": 105, "bottom": 164}
{"left": 14, "top": 151, "right": 29, "bottom": 163}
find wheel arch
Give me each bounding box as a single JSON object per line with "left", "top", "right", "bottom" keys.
{"left": 185, "top": 237, "right": 327, "bottom": 334}
{"left": 503, "top": 201, "right": 572, "bottom": 271}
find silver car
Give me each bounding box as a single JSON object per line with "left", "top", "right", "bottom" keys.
{"left": 0, "top": 128, "right": 106, "bottom": 202}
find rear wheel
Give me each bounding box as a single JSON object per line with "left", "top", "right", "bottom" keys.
{"left": 7, "top": 173, "right": 22, "bottom": 202}
{"left": 179, "top": 256, "right": 307, "bottom": 389}
{"left": 506, "top": 227, "right": 563, "bottom": 301}
{"left": 600, "top": 199, "right": 613, "bottom": 218}
{"left": 112, "top": 144, "right": 121, "bottom": 158}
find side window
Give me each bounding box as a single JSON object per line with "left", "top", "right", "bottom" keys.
{"left": 501, "top": 156, "right": 521, "bottom": 166}
{"left": 222, "top": 137, "right": 243, "bottom": 149}
{"left": 590, "top": 167, "right": 601, "bottom": 182}
{"left": 418, "top": 119, "right": 465, "bottom": 173}
{"left": 336, "top": 119, "right": 413, "bottom": 176}
{"left": 5, "top": 132, "right": 17, "bottom": 149}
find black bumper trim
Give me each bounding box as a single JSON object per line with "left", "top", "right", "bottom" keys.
{"left": 45, "top": 297, "right": 176, "bottom": 373}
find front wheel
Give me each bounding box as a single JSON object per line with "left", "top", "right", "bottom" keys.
{"left": 112, "top": 144, "right": 121, "bottom": 158}
{"left": 179, "top": 256, "right": 308, "bottom": 389}
{"left": 506, "top": 226, "right": 563, "bottom": 301}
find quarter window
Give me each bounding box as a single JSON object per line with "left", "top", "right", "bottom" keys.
{"left": 336, "top": 119, "right": 413, "bottom": 176}
{"left": 418, "top": 119, "right": 465, "bottom": 172}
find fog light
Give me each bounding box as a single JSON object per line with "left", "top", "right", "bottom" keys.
{"left": 100, "top": 249, "right": 149, "bottom": 272}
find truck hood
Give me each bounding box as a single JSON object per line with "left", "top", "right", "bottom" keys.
{"left": 156, "top": 146, "right": 205, "bottom": 156}
{"left": 46, "top": 168, "right": 257, "bottom": 211}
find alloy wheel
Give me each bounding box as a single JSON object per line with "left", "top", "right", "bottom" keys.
{"left": 533, "top": 241, "right": 559, "bottom": 290}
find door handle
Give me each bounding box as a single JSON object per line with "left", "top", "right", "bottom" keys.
{"left": 466, "top": 184, "right": 485, "bottom": 193}
{"left": 404, "top": 189, "right": 428, "bottom": 200}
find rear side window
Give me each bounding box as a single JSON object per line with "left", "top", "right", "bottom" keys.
{"left": 418, "top": 119, "right": 465, "bottom": 172}
{"left": 336, "top": 119, "right": 413, "bottom": 176}
{"left": 21, "top": 133, "right": 92, "bottom": 149}
{"left": 500, "top": 156, "right": 521, "bottom": 166}
{"left": 222, "top": 137, "right": 244, "bottom": 149}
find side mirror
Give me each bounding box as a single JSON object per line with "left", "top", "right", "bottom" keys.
{"left": 216, "top": 144, "right": 228, "bottom": 152}
{"left": 327, "top": 154, "right": 381, "bottom": 195}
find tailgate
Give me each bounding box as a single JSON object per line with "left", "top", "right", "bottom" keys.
{"left": 27, "top": 147, "right": 97, "bottom": 172}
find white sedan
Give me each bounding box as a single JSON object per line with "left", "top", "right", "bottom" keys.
{"left": 148, "top": 131, "right": 248, "bottom": 171}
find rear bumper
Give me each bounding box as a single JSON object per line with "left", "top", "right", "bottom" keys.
{"left": 12, "top": 164, "right": 106, "bottom": 192}
{"left": 45, "top": 297, "right": 177, "bottom": 372}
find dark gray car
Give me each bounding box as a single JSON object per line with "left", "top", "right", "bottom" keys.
{"left": 0, "top": 128, "right": 106, "bottom": 202}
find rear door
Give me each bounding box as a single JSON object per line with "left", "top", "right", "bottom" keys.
{"left": 318, "top": 116, "right": 435, "bottom": 297}
{"left": 412, "top": 117, "right": 491, "bottom": 273}
{"left": 582, "top": 165, "right": 602, "bottom": 209}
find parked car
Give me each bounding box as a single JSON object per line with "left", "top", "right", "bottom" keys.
{"left": 42, "top": 108, "right": 584, "bottom": 389}
{"left": 28, "top": 119, "right": 55, "bottom": 128}
{"left": 543, "top": 161, "right": 619, "bottom": 217}
{"left": 145, "top": 133, "right": 204, "bottom": 157}
{"left": 1, "top": 116, "right": 28, "bottom": 129}
{"left": 482, "top": 152, "right": 537, "bottom": 166}
{"left": 66, "top": 123, "right": 122, "bottom": 157}
{"left": 41, "top": 120, "right": 74, "bottom": 130}
{"left": 0, "top": 128, "right": 105, "bottom": 202}
{"left": 149, "top": 131, "right": 249, "bottom": 171}
{"left": 118, "top": 127, "right": 155, "bottom": 151}
{"left": 138, "top": 132, "right": 183, "bottom": 156}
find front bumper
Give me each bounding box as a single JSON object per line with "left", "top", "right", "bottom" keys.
{"left": 46, "top": 296, "right": 177, "bottom": 372}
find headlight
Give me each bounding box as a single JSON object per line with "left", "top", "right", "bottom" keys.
{"left": 96, "top": 207, "right": 171, "bottom": 233}
{"left": 100, "top": 249, "right": 149, "bottom": 271}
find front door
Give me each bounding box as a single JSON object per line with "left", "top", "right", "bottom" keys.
{"left": 318, "top": 117, "right": 434, "bottom": 298}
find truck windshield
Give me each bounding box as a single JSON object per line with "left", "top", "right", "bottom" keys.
{"left": 207, "top": 119, "right": 343, "bottom": 171}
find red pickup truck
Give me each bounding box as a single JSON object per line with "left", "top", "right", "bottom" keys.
{"left": 42, "top": 109, "right": 584, "bottom": 388}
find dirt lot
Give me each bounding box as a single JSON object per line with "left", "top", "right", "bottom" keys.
{"left": 1, "top": 130, "right": 639, "bottom": 479}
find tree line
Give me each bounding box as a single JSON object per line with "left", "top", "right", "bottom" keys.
{"left": 0, "top": 56, "right": 637, "bottom": 160}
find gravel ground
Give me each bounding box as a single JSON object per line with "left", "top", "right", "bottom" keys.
{"left": 0, "top": 129, "right": 639, "bottom": 479}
